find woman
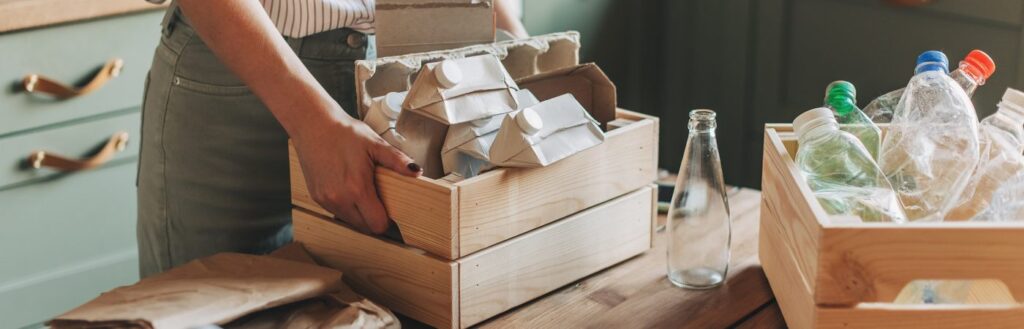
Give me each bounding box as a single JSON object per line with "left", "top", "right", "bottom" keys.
{"left": 137, "top": 0, "right": 528, "bottom": 277}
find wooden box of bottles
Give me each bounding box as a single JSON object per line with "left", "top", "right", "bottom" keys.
{"left": 760, "top": 125, "right": 1024, "bottom": 329}
{"left": 293, "top": 185, "right": 655, "bottom": 329}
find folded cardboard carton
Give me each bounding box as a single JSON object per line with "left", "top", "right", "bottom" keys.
{"left": 374, "top": 0, "right": 495, "bottom": 57}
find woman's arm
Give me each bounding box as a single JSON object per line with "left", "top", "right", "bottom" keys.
{"left": 495, "top": 0, "right": 529, "bottom": 39}
{"left": 177, "top": 0, "right": 420, "bottom": 234}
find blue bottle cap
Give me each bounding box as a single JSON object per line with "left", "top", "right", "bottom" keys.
{"left": 915, "top": 50, "right": 949, "bottom": 74}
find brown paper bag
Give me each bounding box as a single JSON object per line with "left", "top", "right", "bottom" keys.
{"left": 47, "top": 244, "right": 386, "bottom": 329}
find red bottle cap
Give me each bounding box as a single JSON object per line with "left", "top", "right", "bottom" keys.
{"left": 961, "top": 50, "right": 996, "bottom": 83}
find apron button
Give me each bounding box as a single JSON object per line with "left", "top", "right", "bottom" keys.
{"left": 347, "top": 33, "right": 367, "bottom": 49}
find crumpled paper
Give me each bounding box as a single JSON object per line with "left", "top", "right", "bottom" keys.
{"left": 48, "top": 243, "right": 399, "bottom": 329}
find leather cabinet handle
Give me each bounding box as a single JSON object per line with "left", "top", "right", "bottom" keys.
{"left": 28, "top": 132, "right": 130, "bottom": 172}
{"left": 22, "top": 58, "right": 124, "bottom": 99}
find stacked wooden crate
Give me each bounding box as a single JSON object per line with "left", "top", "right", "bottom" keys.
{"left": 289, "top": 32, "right": 660, "bottom": 328}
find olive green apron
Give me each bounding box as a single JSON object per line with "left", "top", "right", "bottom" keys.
{"left": 137, "top": 2, "right": 367, "bottom": 277}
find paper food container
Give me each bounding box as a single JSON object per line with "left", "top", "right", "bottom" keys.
{"left": 439, "top": 90, "right": 539, "bottom": 176}
{"left": 489, "top": 93, "right": 605, "bottom": 167}
{"left": 403, "top": 54, "right": 519, "bottom": 124}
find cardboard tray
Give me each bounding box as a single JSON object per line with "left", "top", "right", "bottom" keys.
{"left": 355, "top": 31, "right": 581, "bottom": 118}
{"left": 293, "top": 185, "right": 656, "bottom": 329}
{"left": 759, "top": 125, "right": 1024, "bottom": 329}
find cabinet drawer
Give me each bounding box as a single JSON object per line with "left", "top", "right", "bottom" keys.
{"left": 0, "top": 10, "right": 162, "bottom": 135}
{"left": 0, "top": 161, "right": 138, "bottom": 328}
{"left": 0, "top": 109, "right": 141, "bottom": 190}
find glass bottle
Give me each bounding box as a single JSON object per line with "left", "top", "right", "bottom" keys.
{"left": 667, "top": 109, "right": 731, "bottom": 289}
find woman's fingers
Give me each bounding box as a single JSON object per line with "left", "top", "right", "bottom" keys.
{"left": 372, "top": 142, "right": 421, "bottom": 177}
{"left": 356, "top": 195, "right": 391, "bottom": 234}
{"left": 329, "top": 201, "right": 372, "bottom": 234}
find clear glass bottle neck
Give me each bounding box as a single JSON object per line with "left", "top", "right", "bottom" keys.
{"left": 688, "top": 119, "right": 717, "bottom": 134}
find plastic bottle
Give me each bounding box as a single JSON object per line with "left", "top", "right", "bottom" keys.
{"left": 667, "top": 109, "right": 731, "bottom": 289}
{"left": 864, "top": 50, "right": 995, "bottom": 123}
{"left": 878, "top": 50, "right": 981, "bottom": 221}
{"left": 973, "top": 172, "right": 1024, "bottom": 222}
{"left": 793, "top": 108, "right": 907, "bottom": 223}
{"left": 954, "top": 88, "right": 1024, "bottom": 221}
{"left": 824, "top": 81, "right": 881, "bottom": 159}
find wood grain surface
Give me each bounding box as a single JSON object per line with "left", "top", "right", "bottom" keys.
{"left": 0, "top": 0, "right": 166, "bottom": 33}
{"left": 462, "top": 187, "right": 779, "bottom": 328}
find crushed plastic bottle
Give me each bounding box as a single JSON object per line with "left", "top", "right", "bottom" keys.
{"left": 793, "top": 108, "right": 907, "bottom": 223}
{"left": 878, "top": 50, "right": 981, "bottom": 221}
{"left": 824, "top": 81, "right": 881, "bottom": 159}
{"left": 973, "top": 172, "right": 1024, "bottom": 222}
{"left": 954, "top": 88, "right": 1024, "bottom": 221}
{"left": 864, "top": 50, "right": 995, "bottom": 123}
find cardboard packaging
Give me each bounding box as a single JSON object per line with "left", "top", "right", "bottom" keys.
{"left": 441, "top": 89, "right": 540, "bottom": 176}
{"left": 404, "top": 54, "right": 519, "bottom": 124}
{"left": 374, "top": 0, "right": 495, "bottom": 57}
{"left": 48, "top": 244, "right": 398, "bottom": 329}
{"left": 364, "top": 91, "right": 407, "bottom": 147}
{"left": 489, "top": 93, "right": 605, "bottom": 167}
{"left": 354, "top": 31, "right": 580, "bottom": 119}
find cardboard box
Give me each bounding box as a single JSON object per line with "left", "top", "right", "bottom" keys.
{"left": 374, "top": 0, "right": 495, "bottom": 57}
{"left": 294, "top": 186, "right": 656, "bottom": 329}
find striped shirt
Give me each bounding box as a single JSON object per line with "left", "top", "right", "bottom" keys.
{"left": 150, "top": 0, "right": 375, "bottom": 37}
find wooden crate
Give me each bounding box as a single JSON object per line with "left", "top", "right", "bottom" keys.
{"left": 293, "top": 185, "right": 656, "bottom": 329}
{"left": 759, "top": 125, "right": 1024, "bottom": 329}
{"left": 290, "top": 108, "right": 658, "bottom": 260}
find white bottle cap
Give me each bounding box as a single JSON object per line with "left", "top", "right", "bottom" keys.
{"left": 469, "top": 116, "right": 492, "bottom": 127}
{"left": 516, "top": 108, "right": 544, "bottom": 135}
{"left": 381, "top": 91, "right": 404, "bottom": 120}
{"left": 793, "top": 107, "right": 837, "bottom": 141}
{"left": 998, "top": 88, "right": 1024, "bottom": 120}
{"left": 434, "top": 60, "right": 463, "bottom": 89}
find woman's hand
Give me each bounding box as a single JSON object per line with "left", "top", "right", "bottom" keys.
{"left": 292, "top": 111, "right": 419, "bottom": 231}
{"left": 292, "top": 112, "right": 421, "bottom": 234}
{"left": 178, "top": 1, "right": 421, "bottom": 234}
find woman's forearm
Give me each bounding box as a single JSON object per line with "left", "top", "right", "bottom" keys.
{"left": 177, "top": 0, "right": 350, "bottom": 138}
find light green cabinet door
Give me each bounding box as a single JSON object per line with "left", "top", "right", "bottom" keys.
{"left": 0, "top": 10, "right": 163, "bottom": 136}
{"left": 0, "top": 111, "right": 141, "bottom": 328}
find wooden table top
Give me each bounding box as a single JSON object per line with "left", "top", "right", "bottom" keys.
{"left": 473, "top": 187, "right": 785, "bottom": 328}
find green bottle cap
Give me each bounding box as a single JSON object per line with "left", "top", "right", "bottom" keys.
{"left": 824, "top": 80, "right": 857, "bottom": 115}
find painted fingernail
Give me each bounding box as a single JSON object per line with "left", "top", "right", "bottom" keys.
{"left": 408, "top": 163, "right": 421, "bottom": 172}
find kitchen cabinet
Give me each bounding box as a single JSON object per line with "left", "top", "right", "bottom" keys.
{"left": 0, "top": 7, "right": 164, "bottom": 328}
